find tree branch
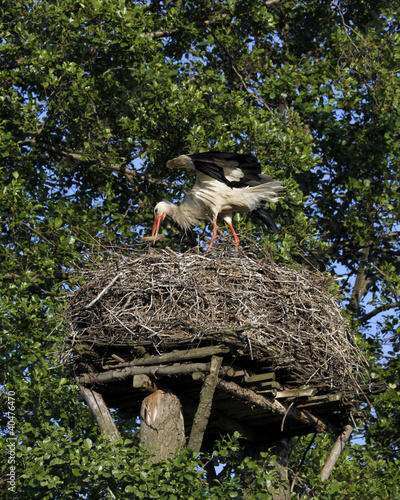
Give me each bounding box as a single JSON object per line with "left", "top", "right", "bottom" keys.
{"left": 77, "top": 362, "right": 212, "bottom": 385}
{"left": 11, "top": 135, "right": 181, "bottom": 190}
{"left": 349, "top": 246, "right": 371, "bottom": 310}
{"left": 0, "top": 58, "right": 26, "bottom": 70}
{"left": 146, "top": 13, "right": 228, "bottom": 39}
{"left": 321, "top": 423, "right": 354, "bottom": 481}
{"left": 216, "top": 378, "right": 339, "bottom": 434}
{"left": 330, "top": 1, "right": 375, "bottom": 98}
{"left": 206, "top": 27, "right": 272, "bottom": 111}
{"left": 358, "top": 301, "right": 400, "bottom": 324}
{"left": 76, "top": 383, "right": 121, "bottom": 443}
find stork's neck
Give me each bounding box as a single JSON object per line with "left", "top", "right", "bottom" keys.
{"left": 167, "top": 197, "right": 208, "bottom": 230}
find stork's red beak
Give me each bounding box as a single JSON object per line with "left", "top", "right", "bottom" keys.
{"left": 151, "top": 213, "right": 165, "bottom": 243}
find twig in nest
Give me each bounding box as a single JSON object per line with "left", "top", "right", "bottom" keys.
{"left": 85, "top": 272, "right": 124, "bottom": 309}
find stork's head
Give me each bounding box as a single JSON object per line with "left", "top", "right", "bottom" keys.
{"left": 151, "top": 201, "right": 175, "bottom": 242}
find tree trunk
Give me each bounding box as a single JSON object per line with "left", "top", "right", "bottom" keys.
{"left": 245, "top": 438, "right": 290, "bottom": 500}
{"left": 270, "top": 439, "right": 290, "bottom": 500}
{"left": 140, "top": 389, "right": 185, "bottom": 461}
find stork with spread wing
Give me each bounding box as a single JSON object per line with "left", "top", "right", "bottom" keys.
{"left": 151, "top": 152, "right": 285, "bottom": 252}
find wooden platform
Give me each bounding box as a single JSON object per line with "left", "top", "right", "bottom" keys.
{"left": 73, "top": 344, "right": 377, "bottom": 443}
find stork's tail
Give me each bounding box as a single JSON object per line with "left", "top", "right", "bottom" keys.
{"left": 246, "top": 181, "right": 285, "bottom": 203}
{"left": 251, "top": 208, "right": 279, "bottom": 234}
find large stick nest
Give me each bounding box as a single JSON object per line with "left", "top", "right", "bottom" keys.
{"left": 65, "top": 248, "right": 368, "bottom": 394}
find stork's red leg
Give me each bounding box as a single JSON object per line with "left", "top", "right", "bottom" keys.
{"left": 207, "top": 216, "right": 219, "bottom": 251}
{"left": 228, "top": 222, "right": 240, "bottom": 256}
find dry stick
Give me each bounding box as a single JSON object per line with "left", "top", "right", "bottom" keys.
{"left": 85, "top": 272, "right": 124, "bottom": 309}
{"left": 78, "top": 362, "right": 211, "bottom": 385}
{"left": 103, "top": 345, "right": 230, "bottom": 370}
{"left": 216, "top": 378, "right": 339, "bottom": 434}
{"left": 188, "top": 356, "right": 223, "bottom": 452}
{"left": 281, "top": 401, "right": 294, "bottom": 432}
{"left": 320, "top": 423, "right": 354, "bottom": 480}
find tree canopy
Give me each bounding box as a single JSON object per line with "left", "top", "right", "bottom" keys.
{"left": 1, "top": 0, "right": 399, "bottom": 498}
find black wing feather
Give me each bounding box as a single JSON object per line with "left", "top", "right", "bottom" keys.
{"left": 251, "top": 208, "right": 279, "bottom": 234}
{"left": 193, "top": 160, "right": 233, "bottom": 186}
{"left": 188, "top": 152, "right": 264, "bottom": 188}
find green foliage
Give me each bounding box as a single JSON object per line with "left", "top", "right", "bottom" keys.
{"left": 1, "top": 0, "right": 400, "bottom": 497}
{"left": 291, "top": 434, "right": 400, "bottom": 499}
{"left": 1, "top": 432, "right": 283, "bottom": 499}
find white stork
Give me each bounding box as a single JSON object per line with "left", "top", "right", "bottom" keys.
{"left": 151, "top": 152, "right": 285, "bottom": 252}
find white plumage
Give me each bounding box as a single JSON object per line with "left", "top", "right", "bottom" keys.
{"left": 151, "top": 152, "right": 285, "bottom": 252}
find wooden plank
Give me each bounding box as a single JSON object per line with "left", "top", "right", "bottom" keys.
{"left": 259, "top": 381, "right": 283, "bottom": 390}
{"left": 275, "top": 388, "right": 318, "bottom": 399}
{"left": 244, "top": 372, "right": 276, "bottom": 383}
{"left": 188, "top": 356, "right": 223, "bottom": 452}
{"left": 257, "top": 389, "right": 278, "bottom": 397}
{"left": 296, "top": 394, "right": 342, "bottom": 408}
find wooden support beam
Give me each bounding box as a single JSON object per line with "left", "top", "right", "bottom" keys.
{"left": 103, "top": 345, "right": 230, "bottom": 370}
{"left": 216, "top": 378, "right": 339, "bottom": 434}
{"left": 188, "top": 356, "right": 223, "bottom": 452}
{"left": 78, "top": 362, "right": 211, "bottom": 385}
{"left": 321, "top": 423, "right": 354, "bottom": 480}
{"left": 78, "top": 385, "right": 121, "bottom": 443}
{"left": 178, "top": 392, "right": 259, "bottom": 442}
